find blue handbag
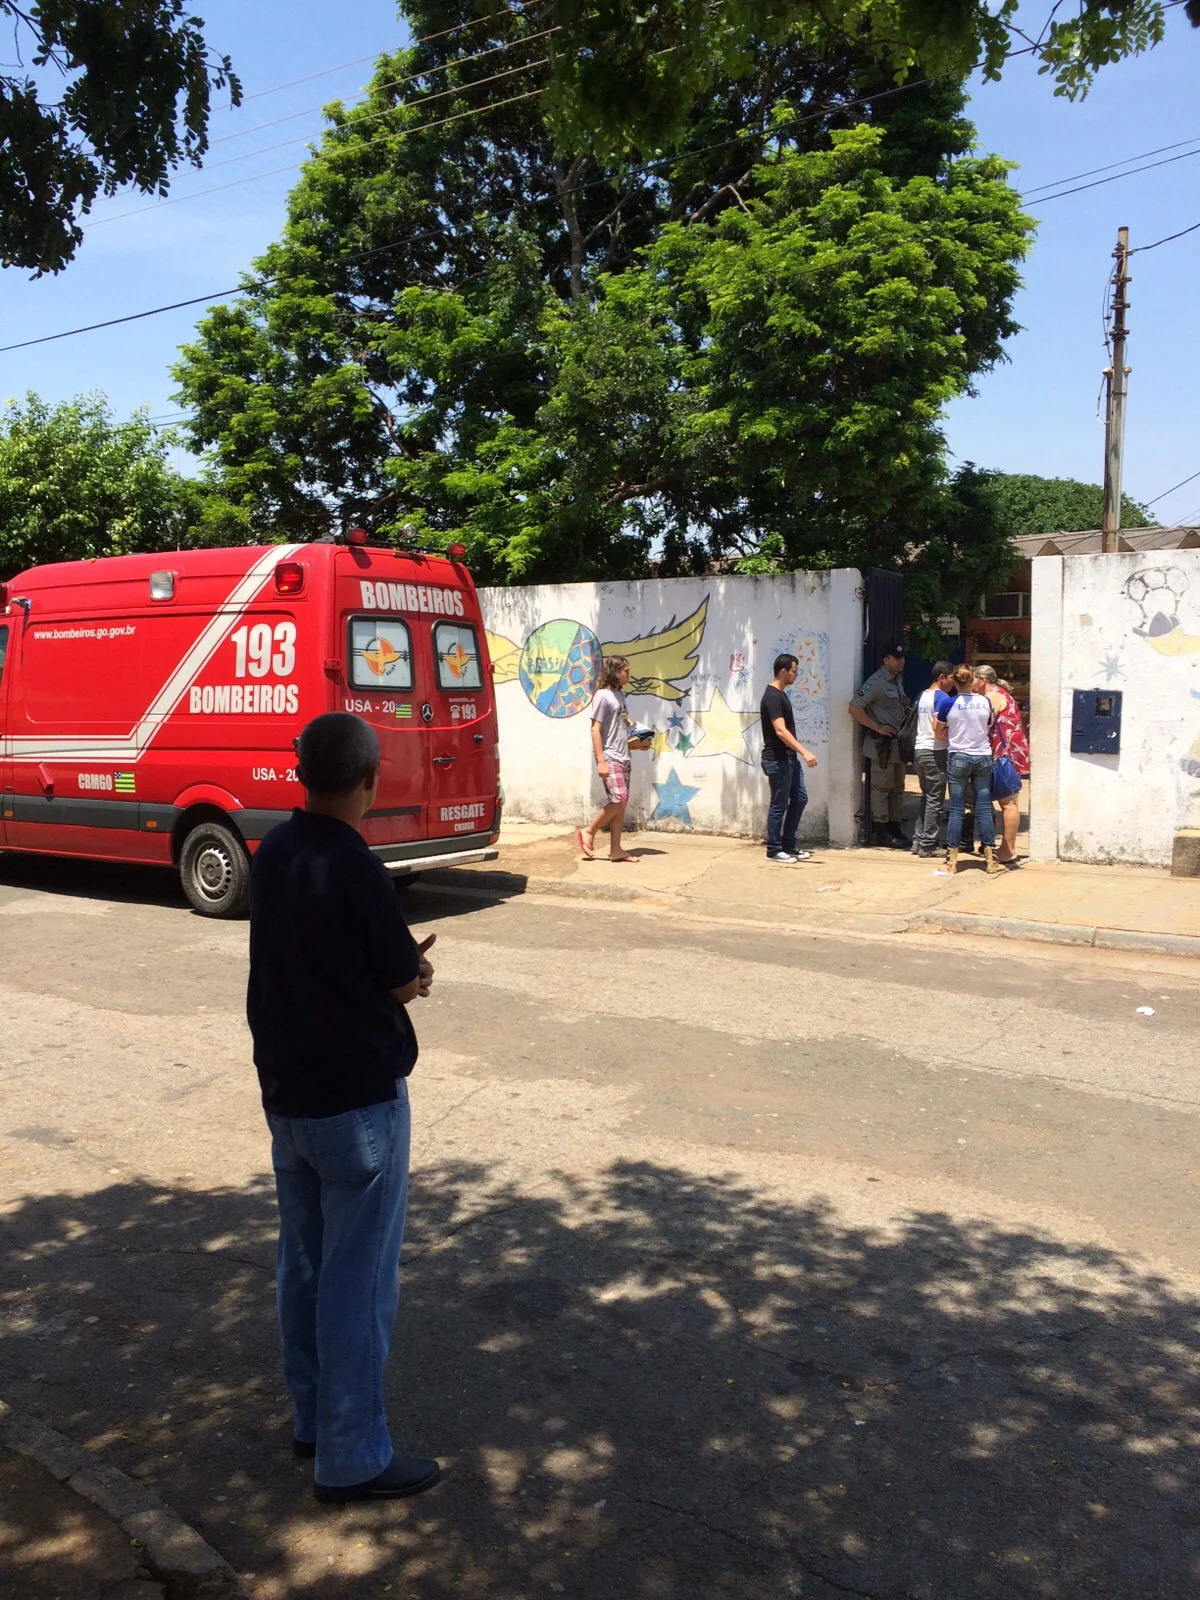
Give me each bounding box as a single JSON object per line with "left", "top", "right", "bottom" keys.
{"left": 991, "top": 724, "right": 1022, "bottom": 800}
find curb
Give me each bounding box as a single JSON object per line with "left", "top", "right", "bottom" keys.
{"left": 415, "top": 865, "right": 1200, "bottom": 957}
{"left": 910, "top": 908, "right": 1200, "bottom": 957}
{"left": 0, "top": 1398, "right": 249, "bottom": 1600}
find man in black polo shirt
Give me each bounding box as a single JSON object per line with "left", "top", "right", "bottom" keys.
{"left": 247, "top": 712, "right": 440, "bottom": 1504}
{"left": 760, "top": 653, "right": 819, "bottom": 863}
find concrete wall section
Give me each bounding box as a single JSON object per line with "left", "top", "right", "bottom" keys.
{"left": 1032, "top": 549, "right": 1200, "bottom": 866}
{"left": 479, "top": 571, "right": 863, "bottom": 843}
{"left": 1028, "top": 556, "right": 1063, "bottom": 862}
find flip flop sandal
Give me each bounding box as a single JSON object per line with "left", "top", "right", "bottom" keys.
{"left": 576, "top": 828, "right": 594, "bottom": 860}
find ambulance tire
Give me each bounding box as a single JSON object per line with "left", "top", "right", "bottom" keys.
{"left": 179, "top": 821, "right": 251, "bottom": 919}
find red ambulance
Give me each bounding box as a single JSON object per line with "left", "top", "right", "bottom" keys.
{"left": 0, "top": 536, "right": 501, "bottom": 915}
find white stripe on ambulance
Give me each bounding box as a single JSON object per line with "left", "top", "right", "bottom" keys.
{"left": 360, "top": 580, "right": 464, "bottom": 616}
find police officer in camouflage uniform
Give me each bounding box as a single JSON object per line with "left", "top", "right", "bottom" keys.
{"left": 848, "top": 644, "right": 909, "bottom": 849}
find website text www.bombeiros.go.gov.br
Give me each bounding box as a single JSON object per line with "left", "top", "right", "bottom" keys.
{"left": 31, "top": 624, "right": 137, "bottom": 642}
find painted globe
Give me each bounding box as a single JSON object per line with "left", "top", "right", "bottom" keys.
{"left": 518, "top": 619, "right": 602, "bottom": 718}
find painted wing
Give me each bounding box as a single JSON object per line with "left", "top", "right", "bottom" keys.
{"left": 486, "top": 631, "right": 522, "bottom": 684}
{"left": 601, "top": 596, "right": 709, "bottom": 701}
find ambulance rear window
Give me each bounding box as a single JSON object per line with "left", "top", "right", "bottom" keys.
{"left": 433, "top": 621, "right": 483, "bottom": 690}
{"left": 0, "top": 624, "right": 7, "bottom": 685}
{"left": 348, "top": 616, "right": 413, "bottom": 690}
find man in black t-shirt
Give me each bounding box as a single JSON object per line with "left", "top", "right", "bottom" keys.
{"left": 759, "top": 654, "right": 819, "bottom": 863}
{"left": 247, "top": 713, "right": 441, "bottom": 1505}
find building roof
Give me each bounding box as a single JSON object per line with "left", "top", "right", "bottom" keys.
{"left": 1014, "top": 527, "right": 1200, "bottom": 558}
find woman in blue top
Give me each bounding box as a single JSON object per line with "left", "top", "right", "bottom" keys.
{"left": 934, "top": 665, "right": 1006, "bottom": 876}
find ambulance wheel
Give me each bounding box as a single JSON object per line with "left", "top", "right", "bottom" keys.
{"left": 180, "top": 821, "right": 250, "bottom": 918}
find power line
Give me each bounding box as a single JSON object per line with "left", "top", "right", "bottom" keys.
{"left": 1022, "top": 143, "right": 1200, "bottom": 204}
{"left": 1132, "top": 218, "right": 1200, "bottom": 252}
{"left": 1020, "top": 134, "right": 1200, "bottom": 198}
{"left": 230, "top": 3, "right": 537, "bottom": 105}
{"left": 13, "top": 62, "right": 1200, "bottom": 354}
{"left": 84, "top": 69, "right": 929, "bottom": 234}
{"left": 1145, "top": 467, "right": 1200, "bottom": 505}
{"left": 0, "top": 291, "right": 244, "bottom": 352}
{"left": 2, "top": 77, "right": 944, "bottom": 353}
{"left": 207, "top": 26, "right": 562, "bottom": 150}
{"left": 82, "top": 52, "right": 553, "bottom": 203}
{"left": 82, "top": 85, "right": 547, "bottom": 230}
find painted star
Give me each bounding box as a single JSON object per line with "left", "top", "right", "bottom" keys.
{"left": 690, "top": 688, "right": 757, "bottom": 764}
{"left": 651, "top": 768, "right": 701, "bottom": 827}
{"left": 667, "top": 712, "right": 685, "bottom": 729}
{"left": 676, "top": 730, "right": 696, "bottom": 756}
{"left": 651, "top": 728, "right": 674, "bottom": 760}
{"left": 1099, "top": 651, "right": 1126, "bottom": 684}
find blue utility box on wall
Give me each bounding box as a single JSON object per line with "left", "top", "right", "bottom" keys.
{"left": 1070, "top": 688, "right": 1122, "bottom": 755}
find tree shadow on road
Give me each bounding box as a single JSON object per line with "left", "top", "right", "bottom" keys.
{"left": 2, "top": 1162, "right": 1198, "bottom": 1599}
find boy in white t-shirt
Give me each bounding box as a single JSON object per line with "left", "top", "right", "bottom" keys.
{"left": 912, "top": 661, "right": 956, "bottom": 859}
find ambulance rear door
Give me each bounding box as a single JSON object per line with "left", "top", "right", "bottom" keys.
{"left": 425, "top": 610, "right": 498, "bottom": 846}
{"left": 342, "top": 607, "right": 430, "bottom": 850}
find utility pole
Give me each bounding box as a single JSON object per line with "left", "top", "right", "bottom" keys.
{"left": 1101, "top": 226, "right": 1130, "bottom": 553}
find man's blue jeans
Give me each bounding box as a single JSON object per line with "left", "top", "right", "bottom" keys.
{"left": 267, "top": 1087, "right": 410, "bottom": 1487}
{"left": 946, "top": 753, "right": 996, "bottom": 850}
{"left": 762, "top": 753, "right": 807, "bottom": 856}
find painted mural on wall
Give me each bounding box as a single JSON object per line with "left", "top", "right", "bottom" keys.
{"left": 479, "top": 569, "right": 862, "bottom": 843}
{"left": 486, "top": 598, "right": 709, "bottom": 716}
{"left": 1125, "top": 565, "right": 1200, "bottom": 778}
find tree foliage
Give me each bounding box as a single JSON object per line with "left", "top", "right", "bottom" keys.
{"left": 968, "top": 469, "right": 1152, "bottom": 538}
{"left": 529, "top": 0, "right": 1182, "bottom": 158}
{"left": 0, "top": 0, "right": 240, "bottom": 275}
{"left": 0, "top": 392, "right": 225, "bottom": 576}
{"left": 174, "top": 3, "right": 1032, "bottom": 619}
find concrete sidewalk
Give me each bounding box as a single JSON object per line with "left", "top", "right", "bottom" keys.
{"left": 426, "top": 818, "right": 1200, "bottom": 956}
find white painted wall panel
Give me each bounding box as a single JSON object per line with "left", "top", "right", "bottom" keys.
{"left": 479, "top": 570, "right": 863, "bottom": 843}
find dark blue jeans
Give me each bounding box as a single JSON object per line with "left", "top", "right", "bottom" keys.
{"left": 762, "top": 753, "right": 807, "bottom": 856}
{"left": 268, "top": 1087, "right": 410, "bottom": 1487}
{"left": 946, "top": 753, "right": 996, "bottom": 850}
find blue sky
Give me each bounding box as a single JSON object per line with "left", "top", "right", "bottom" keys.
{"left": 1, "top": 3, "right": 1198, "bottom": 524}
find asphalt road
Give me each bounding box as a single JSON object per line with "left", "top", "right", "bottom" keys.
{"left": 2, "top": 850, "right": 1200, "bottom": 1600}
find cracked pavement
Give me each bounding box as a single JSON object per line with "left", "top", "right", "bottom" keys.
{"left": 2, "top": 850, "right": 1200, "bottom": 1598}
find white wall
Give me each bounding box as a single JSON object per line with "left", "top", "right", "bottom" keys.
{"left": 480, "top": 570, "right": 863, "bottom": 845}
{"left": 1030, "top": 550, "right": 1200, "bottom": 865}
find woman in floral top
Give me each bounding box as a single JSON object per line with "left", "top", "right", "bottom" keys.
{"left": 976, "top": 665, "right": 1030, "bottom": 866}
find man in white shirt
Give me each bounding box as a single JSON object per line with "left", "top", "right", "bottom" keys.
{"left": 912, "top": 661, "right": 956, "bottom": 859}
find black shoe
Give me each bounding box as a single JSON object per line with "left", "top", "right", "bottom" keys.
{"left": 313, "top": 1452, "right": 442, "bottom": 1504}
{"left": 885, "top": 826, "right": 908, "bottom": 850}
{"left": 293, "top": 1437, "right": 316, "bottom": 1459}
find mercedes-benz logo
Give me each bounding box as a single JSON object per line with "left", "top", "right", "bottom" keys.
{"left": 420, "top": 702, "right": 434, "bottom": 723}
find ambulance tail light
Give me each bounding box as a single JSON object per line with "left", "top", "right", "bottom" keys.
{"left": 346, "top": 526, "right": 369, "bottom": 546}
{"left": 447, "top": 542, "right": 467, "bottom": 560}
{"left": 275, "top": 561, "right": 304, "bottom": 595}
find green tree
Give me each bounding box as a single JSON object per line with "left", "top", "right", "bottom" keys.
{"left": 1, "top": 0, "right": 240, "bottom": 275}
{"left": 174, "top": 5, "right": 1031, "bottom": 603}
{"left": 0, "top": 392, "right": 223, "bottom": 576}
{"left": 896, "top": 466, "right": 1154, "bottom": 654}
{"left": 535, "top": 0, "right": 1185, "bottom": 159}
{"left": 970, "top": 469, "right": 1152, "bottom": 538}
